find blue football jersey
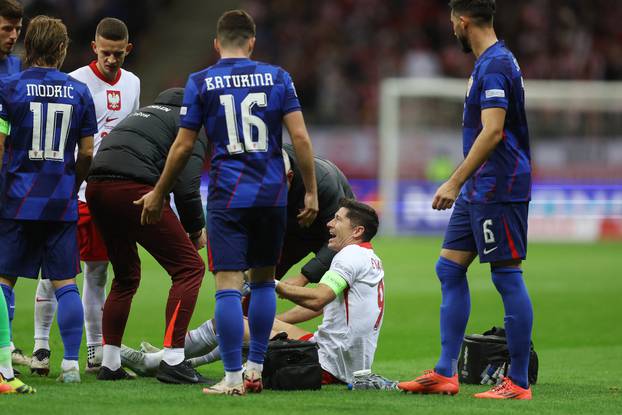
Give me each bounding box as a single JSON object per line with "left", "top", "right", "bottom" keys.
{"left": 462, "top": 41, "right": 531, "bottom": 203}
{"left": 0, "top": 67, "right": 98, "bottom": 221}
{"left": 0, "top": 55, "right": 21, "bottom": 78}
{"left": 180, "top": 57, "right": 301, "bottom": 209}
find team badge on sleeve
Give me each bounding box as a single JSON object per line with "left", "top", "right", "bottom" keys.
{"left": 107, "top": 90, "right": 121, "bottom": 110}
{"left": 485, "top": 89, "right": 505, "bottom": 99}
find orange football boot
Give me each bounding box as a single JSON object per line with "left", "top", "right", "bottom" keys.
{"left": 398, "top": 369, "right": 459, "bottom": 395}
{"left": 474, "top": 377, "right": 532, "bottom": 400}
{"left": 0, "top": 375, "right": 14, "bottom": 394}
{"left": 0, "top": 382, "right": 14, "bottom": 394}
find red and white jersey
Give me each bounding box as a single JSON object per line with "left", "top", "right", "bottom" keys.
{"left": 313, "top": 242, "right": 385, "bottom": 383}
{"left": 70, "top": 61, "right": 140, "bottom": 201}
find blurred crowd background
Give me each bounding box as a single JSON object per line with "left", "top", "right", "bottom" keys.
{"left": 21, "top": 0, "right": 168, "bottom": 73}
{"left": 244, "top": 0, "right": 622, "bottom": 125}
{"left": 19, "top": 0, "right": 622, "bottom": 125}
{"left": 13, "top": 0, "right": 622, "bottom": 239}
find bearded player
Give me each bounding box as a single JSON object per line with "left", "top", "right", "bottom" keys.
{"left": 398, "top": 0, "right": 534, "bottom": 400}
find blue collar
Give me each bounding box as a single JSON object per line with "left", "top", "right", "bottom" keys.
{"left": 476, "top": 40, "right": 503, "bottom": 63}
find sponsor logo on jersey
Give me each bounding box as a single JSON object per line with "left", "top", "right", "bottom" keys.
{"left": 105, "top": 116, "right": 118, "bottom": 123}
{"left": 485, "top": 89, "right": 506, "bottom": 99}
{"left": 107, "top": 90, "right": 121, "bottom": 110}
{"left": 483, "top": 246, "right": 498, "bottom": 255}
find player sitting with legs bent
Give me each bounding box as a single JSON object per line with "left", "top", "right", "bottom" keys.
{"left": 123, "top": 199, "right": 390, "bottom": 388}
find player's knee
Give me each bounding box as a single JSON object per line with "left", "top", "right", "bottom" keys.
{"left": 0, "top": 276, "right": 16, "bottom": 288}
{"left": 172, "top": 258, "right": 205, "bottom": 285}
{"left": 196, "top": 256, "right": 206, "bottom": 276}
{"left": 188, "top": 254, "right": 205, "bottom": 279}
{"left": 85, "top": 261, "right": 108, "bottom": 285}
{"left": 112, "top": 274, "right": 141, "bottom": 292}
{"left": 435, "top": 256, "right": 467, "bottom": 283}
{"left": 491, "top": 266, "right": 524, "bottom": 294}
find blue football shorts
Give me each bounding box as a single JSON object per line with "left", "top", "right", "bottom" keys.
{"left": 442, "top": 195, "right": 529, "bottom": 263}
{"left": 0, "top": 219, "right": 81, "bottom": 279}
{"left": 206, "top": 207, "right": 286, "bottom": 272}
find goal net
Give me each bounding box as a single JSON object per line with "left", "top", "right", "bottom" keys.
{"left": 378, "top": 78, "right": 622, "bottom": 241}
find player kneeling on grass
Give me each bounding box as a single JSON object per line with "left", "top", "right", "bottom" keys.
{"left": 122, "top": 199, "right": 390, "bottom": 387}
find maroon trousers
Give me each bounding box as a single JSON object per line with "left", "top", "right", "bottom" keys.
{"left": 86, "top": 180, "right": 205, "bottom": 348}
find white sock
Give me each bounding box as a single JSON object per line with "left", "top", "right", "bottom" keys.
{"left": 34, "top": 339, "right": 49, "bottom": 351}
{"left": 0, "top": 346, "right": 15, "bottom": 379}
{"left": 82, "top": 261, "right": 108, "bottom": 347}
{"left": 162, "top": 348, "right": 184, "bottom": 366}
{"left": 102, "top": 345, "right": 121, "bottom": 370}
{"left": 188, "top": 347, "right": 221, "bottom": 368}
{"left": 33, "top": 279, "right": 56, "bottom": 353}
{"left": 225, "top": 369, "right": 243, "bottom": 386}
{"left": 144, "top": 350, "right": 165, "bottom": 370}
{"left": 9, "top": 342, "right": 14, "bottom": 352}
{"left": 185, "top": 319, "right": 219, "bottom": 358}
{"left": 88, "top": 344, "right": 103, "bottom": 363}
{"left": 61, "top": 359, "right": 79, "bottom": 371}
{"left": 246, "top": 360, "right": 263, "bottom": 374}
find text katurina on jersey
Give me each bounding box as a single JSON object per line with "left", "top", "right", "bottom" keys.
{"left": 26, "top": 84, "right": 75, "bottom": 99}
{"left": 205, "top": 73, "right": 274, "bottom": 91}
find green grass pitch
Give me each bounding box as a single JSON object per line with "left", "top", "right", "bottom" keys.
{"left": 3, "top": 237, "right": 621, "bottom": 414}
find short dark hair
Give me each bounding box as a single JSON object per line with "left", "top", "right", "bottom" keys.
{"left": 24, "top": 15, "right": 68, "bottom": 67}
{"left": 217, "top": 10, "right": 255, "bottom": 48}
{"left": 340, "top": 198, "right": 379, "bottom": 242}
{"left": 95, "top": 17, "right": 128, "bottom": 41}
{"left": 0, "top": 0, "right": 22, "bottom": 20}
{"left": 449, "top": 0, "right": 495, "bottom": 25}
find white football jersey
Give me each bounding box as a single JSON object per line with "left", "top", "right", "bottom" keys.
{"left": 313, "top": 243, "right": 385, "bottom": 384}
{"left": 70, "top": 61, "right": 140, "bottom": 201}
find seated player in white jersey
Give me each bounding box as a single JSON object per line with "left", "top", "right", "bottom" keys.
{"left": 121, "top": 199, "right": 388, "bottom": 386}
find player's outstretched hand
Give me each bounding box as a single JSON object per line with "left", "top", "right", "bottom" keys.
{"left": 133, "top": 189, "right": 165, "bottom": 225}
{"left": 190, "top": 228, "right": 207, "bottom": 250}
{"left": 297, "top": 191, "right": 319, "bottom": 227}
{"left": 432, "top": 179, "right": 461, "bottom": 210}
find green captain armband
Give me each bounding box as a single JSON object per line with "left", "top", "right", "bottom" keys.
{"left": 319, "top": 270, "right": 348, "bottom": 296}
{"left": 0, "top": 118, "right": 9, "bottom": 135}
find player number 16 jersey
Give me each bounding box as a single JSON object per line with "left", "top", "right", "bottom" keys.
{"left": 180, "top": 57, "right": 301, "bottom": 210}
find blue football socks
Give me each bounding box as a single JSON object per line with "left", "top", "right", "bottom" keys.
{"left": 434, "top": 257, "right": 470, "bottom": 378}
{"left": 0, "top": 283, "right": 14, "bottom": 339}
{"left": 492, "top": 267, "right": 533, "bottom": 389}
{"left": 55, "top": 284, "right": 84, "bottom": 361}
{"left": 247, "top": 282, "right": 276, "bottom": 365}
{"left": 214, "top": 289, "right": 244, "bottom": 372}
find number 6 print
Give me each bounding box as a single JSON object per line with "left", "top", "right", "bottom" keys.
{"left": 483, "top": 219, "right": 496, "bottom": 244}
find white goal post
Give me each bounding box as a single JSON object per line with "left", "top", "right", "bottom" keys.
{"left": 378, "top": 78, "right": 622, "bottom": 236}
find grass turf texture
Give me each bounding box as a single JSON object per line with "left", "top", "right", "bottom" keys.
{"left": 3, "top": 237, "right": 621, "bottom": 414}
